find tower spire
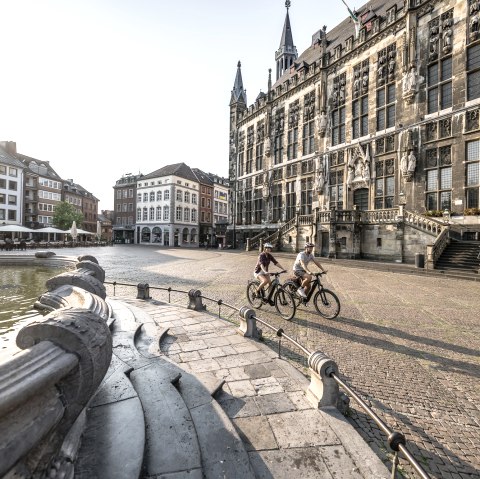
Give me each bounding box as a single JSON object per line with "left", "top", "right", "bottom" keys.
{"left": 230, "top": 61, "right": 247, "bottom": 106}
{"left": 275, "top": 1, "right": 298, "bottom": 80}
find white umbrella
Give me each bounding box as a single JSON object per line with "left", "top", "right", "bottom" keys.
{"left": 36, "top": 226, "right": 65, "bottom": 234}
{"left": 70, "top": 221, "right": 78, "bottom": 241}
{"left": 0, "top": 224, "right": 36, "bottom": 233}
{"left": 96, "top": 220, "right": 102, "bottom": 240}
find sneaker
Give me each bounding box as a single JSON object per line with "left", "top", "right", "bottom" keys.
{"left": 297, "top": 288, "right": 307, "bottom": 298}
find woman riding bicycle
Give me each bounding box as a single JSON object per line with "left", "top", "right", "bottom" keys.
{"left": 253, "top": 243, "right": 286, "bottom": 297}
{"left": 293, "top": 242, "right": 326, "bottom": 298}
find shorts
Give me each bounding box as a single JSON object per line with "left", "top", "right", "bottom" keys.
{"left": 254, "top": 271, "right": 269, "bottom": 279}
{"left": 294, "top": 270, "right": 309, "bottom": 279}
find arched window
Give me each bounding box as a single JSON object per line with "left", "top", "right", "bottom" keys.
{"left": 156, "top": 206, "right": 162, "bottom": 220}
{"left": 182, "top": 227, "right": 188, "bottom": 242}
{"left": 157, "top": 191, "right": 162, "bottom": 201}
{"left": 164, "top": 190, "right": 170, "bottom": 200}
{"left": 163, "top": 205, "right": 169, "bottom": 220}
{"left": 143, "top": 193, "right": 148, "bottom": 202}
{"left": 142, "top": 207, "right": 148, "bottom": 220}
{"left": 150, "top": 192, "right": 155, "bottom": 201}
{"left": 176, "top": 206, "right": 182, "bottom": 221}
{"left": 137, "top": 208, "right": 141, "bottom": 221}
{"left": 176, "top": 189, "right": 182, "bottom": 201}
{"left": 141, "top": 227, "right": 151, "bottom": 243}
{"left": 184, "top": 191, "right": 190, "bottom": 203}
{"left": 149, "top": 207, "right": 155, "bottom": 220}
{"left": 152, "top": 227, "right": 162, "bottom": 243}
{"left": 191, "top": 228, "right": 197, "bottom": 243}
{"left": 192, "top": 193, "right": 197, "bottom": 204}
{"left": 184, "top": 208, "right": 190, "bottom": 222}
{"left": 191, "top": 209, "right": 197, "bottom": 222}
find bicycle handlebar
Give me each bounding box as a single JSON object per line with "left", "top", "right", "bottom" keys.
{"left": 270, "top": 270, "right": 287, "bottom": 276}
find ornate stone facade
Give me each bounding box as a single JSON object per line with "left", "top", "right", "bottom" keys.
{"left": 229, "top": 0, "right": 480, "bottom": 259}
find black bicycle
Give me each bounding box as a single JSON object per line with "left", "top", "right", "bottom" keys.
{"left": 246, "top": 271, "right": 296, "bottom": 320}
{"left": 283, "top": 271, "right": 340, "bottom": 319}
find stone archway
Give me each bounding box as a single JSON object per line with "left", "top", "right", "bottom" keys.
{"left": 141, "top": 227, "right": 151, "bottom": 243}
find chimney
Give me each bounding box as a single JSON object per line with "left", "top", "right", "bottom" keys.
{"left": 0, "top": 141, "right": 17, "bottom": 155}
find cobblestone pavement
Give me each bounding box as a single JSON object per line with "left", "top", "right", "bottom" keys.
{"left": 73, "top": 246, "right": 480, "bottom": 478}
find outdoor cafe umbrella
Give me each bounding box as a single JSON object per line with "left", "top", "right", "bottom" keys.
{"left": 35, "top": 226, "right": 65, "bottom": 242}
{"left": 70, "top": 221, "right": 78, "bottom": 241}
{"left": 0, "top": 225, "right": 36, "bottom": 233}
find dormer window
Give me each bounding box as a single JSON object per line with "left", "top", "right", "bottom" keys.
{"left": 345, "top": 36, "right": 353, "bottom": 52}
{"left": 335, "top": 45, "right": 342, "bottom": 59}
{"left": 386, "top": 6, "right": 396, "bottom": 24}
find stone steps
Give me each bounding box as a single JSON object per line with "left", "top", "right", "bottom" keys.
{"left": 76, "top": 298, "right": 254, "bottom": 478}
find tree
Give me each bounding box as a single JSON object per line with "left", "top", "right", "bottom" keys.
{"left": 53, "top": 202, "right": 84, "bottom": 230}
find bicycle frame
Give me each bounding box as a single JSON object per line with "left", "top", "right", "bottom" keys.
{"left": 259, "top": 274, "right": 281, "bottom": 302}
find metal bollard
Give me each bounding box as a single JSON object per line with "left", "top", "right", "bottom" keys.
{"left": 187, "top": 289, "right": 206, "bottom": 311}
{"left": 238, "top": 306, "right": 262, "bottom": 339}
{"left": 306, "top": 350, "right": 348, "bottom": 412}
{"left": 137, "top": 283, "right": 151, "bottom": 300}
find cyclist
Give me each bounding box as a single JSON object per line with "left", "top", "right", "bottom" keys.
{"left": 253, "top": 242, "right": 286, "bottom": 297}
{"left": 293, "top": 242, "right": 326, "bottom": 298}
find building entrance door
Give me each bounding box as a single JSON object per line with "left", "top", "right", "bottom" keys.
{"left": 321, "top": 232, "right": 329, "bottom": 257}
{"left": 353, "top": 188, "right": 369, "bottom": 210}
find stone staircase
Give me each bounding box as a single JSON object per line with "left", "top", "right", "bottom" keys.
{"left": 75, "top": 299, "right": 255, "bottom": 479}
{"left": 435, "top": 240, "right": 480, "bottom": 274}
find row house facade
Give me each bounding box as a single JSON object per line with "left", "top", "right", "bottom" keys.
{"left": 135, "top": 163, "right": 200, "bottom": 247}
{"left": 112, "top": 173, "right": 143, "bottom": 243}
{"left": 63, "top": 179, "right": 99, "bottom": 234}
{"left": 0, "top": 143, "right": 25, "bottom": 225}
{"left": 228, "top": 0, "right": 480, "bottom": 262}
{"left": 131, "top": 163, "right": 229, "bottom": 247}
{"left": 0, "top": 141, "right": 100, "bottom": 232}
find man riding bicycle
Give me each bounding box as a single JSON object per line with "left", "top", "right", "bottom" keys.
{"left": 293, "top": 242, "right": 326, "bottom": 298}
{"left": 253, "top": 243, "right": 286, "bottom": 297}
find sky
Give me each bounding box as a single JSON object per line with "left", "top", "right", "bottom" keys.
{"left": 0, "top": 0, "right": 349, "bottom": 210}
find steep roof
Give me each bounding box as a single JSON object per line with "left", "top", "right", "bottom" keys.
{"left": 279, "top": 8, "right": 295, "bottom": 51}
{"left": 143, "top": 162, "right": 199, "bottom": 183}
{"left": 230, "top": 61, "right": 248, "bottom": 106}
{"left": 192, "top": 168, "right": 214, "bottom": 186}
{"left": 15, "top": 153, "right": 63, "bottom": 179}
{"left": 272, "top": 0, "right": 399, "bottom": 89}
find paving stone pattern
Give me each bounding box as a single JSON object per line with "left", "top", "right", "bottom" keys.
{"left": 70, "top": 246, "right": 479, "bottom": 478}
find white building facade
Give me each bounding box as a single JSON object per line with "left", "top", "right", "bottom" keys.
{"left": 135, "top": 163, "right": 199, "bottom": 247}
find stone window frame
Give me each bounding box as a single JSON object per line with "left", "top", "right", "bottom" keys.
{"left": 425, "top": 145, "right": 452, "bottom": 211}
{"left": 374, "top": 158, "right": 395, "bottom": 209}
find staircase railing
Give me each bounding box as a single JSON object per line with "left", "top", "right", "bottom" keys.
{"left": 426, "top": 226, "right": 450, "bottom": 269}
{"left": 262, "top": 216, "right": 297, "bottom": 246}
{"left": 245, "top": 228, "right": 268, "bottom": 251}
{"left": 404, "top": 210, "right": 444, "bottom": 236}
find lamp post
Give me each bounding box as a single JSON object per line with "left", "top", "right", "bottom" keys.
{"left": 442, "top": 209, "right": 451, "bottom": 224}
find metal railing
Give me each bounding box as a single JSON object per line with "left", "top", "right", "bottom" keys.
{"left": 105, "top": 279, "right": 431, "bottom": 479}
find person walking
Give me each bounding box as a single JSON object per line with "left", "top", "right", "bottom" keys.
{"left": 293, "top": 242, "right": 326, "bottom": 298}
{"left": 253, "top": 243, "right": 286, "bottom": 297}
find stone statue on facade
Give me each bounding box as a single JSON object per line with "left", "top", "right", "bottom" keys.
{"left": 400, "top": 149, "right": 416, "bottom": 182}
{"left": 265, "top": 137, "right": 271, "bottom": 156}
{"left": 315, "top": 157, "right": 325, "bottom": 194}
{"left": 402, "top": 64, "right": 423, "bottom": 103}
{"left": 317, "top": 110, "right": 327, "bottom": 136}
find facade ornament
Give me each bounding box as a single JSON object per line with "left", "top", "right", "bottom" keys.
{"left": 387, "top": 51, "right": 396, "bottom": 81}
{"left": 265, "top": 136, "right": 271, "bottom": 156}
{"left": 442, "top": 16, "right": 453, "bottom": 54}
{"left": 317, "top": 110, "right": 328, "bottom": 136}
{"left": 315, "top": 154, "right": 326, "bottom": 194}
{"left": 470, "top": 0, "right": 480, "bottom": 41}
{"left": 402, "top": 63, "right": 423, "bottom": 103}
{"left": 361, "top": 68, "right": 369, "bottom": 93}
{"left": 377, "top": 53, "right": 387, "bottom": 85}
{"left": 400, "top": 150, "right": 416, "bottom": 182}
{"left": 429, "top": 20, "right": 440, "bottom": 62}
{"left": 353, "top": 71, "right": 361, "bottom": 98}
{"left": 347, "top": 144, "right": 371, "bottom": 190}
{"left": 262, "top": 169, "right": 273, "bottom": 199}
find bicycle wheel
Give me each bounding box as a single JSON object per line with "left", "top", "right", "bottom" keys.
{"left": 283, "top": 281, "right": 302, "bottom": 307}
{"left": 313, "top": 288, "right": 340, "bottom": 319}
{"left": 246, "top": 281, "right": 263, "bottom": 309}
{"left": 274, "top": 286, "right": 296, "bottom": 320}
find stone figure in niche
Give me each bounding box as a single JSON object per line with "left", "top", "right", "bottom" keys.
{"left": 388, "top": 52, "right": 395, "bottom": 80}
{"left": 361, "top": 69, "right": 369, "bottom": 92}
{"left": 400, "top": 152, "right": 408, "bottom": 176}
{"left": 471, "top": 12, "right": 479, "bottom": 39}
{"left": 347, "top": 165, "right": 355, "bottom": 186}
{"left": 316, "top": 161, "right": 325, "bottom": 194}
{"left": 353, "top": 71, "right": 361, "bottom": 97}
{"left": 407, "top": 151, "right": 416, "bottom": 173}
{"left": 262, "top": 170, "right": 272, "bottom": 199}
{"left": 331, "top": 85, "right": 338, "bottom": 106}
{"left": 378, "top": 55, "right": 387, "bottom": 84}
{"left": 442, "top": 19, "right": 452, "bottom": 54}
{"left": 402, "top": 64, "right": 422, "bottom": 95}
{"left": 339, "top": 80, "right": 346, "bottom": 104}
{"left": 265, "top": 137, "right": 271, "bottom": 156}
{"left": 317, "top": 111, "right": 327, "bottom": 135}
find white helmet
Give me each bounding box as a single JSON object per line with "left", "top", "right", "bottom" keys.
{"left": 264, "top": 242, "right": 273, "bottom": 249}
{"left": 305, "top": 242, "right": 314, "bottom": 248}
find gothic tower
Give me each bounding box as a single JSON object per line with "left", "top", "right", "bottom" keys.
{"left": 275, "top": 1, "right": 298, "bottom": 80}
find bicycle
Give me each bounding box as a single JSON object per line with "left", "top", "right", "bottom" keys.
{"left": 246, "top": 271, "right": 296, "bottom": 320}
{"left": 283, "top": 271, "right": 340, "bottom": 319}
